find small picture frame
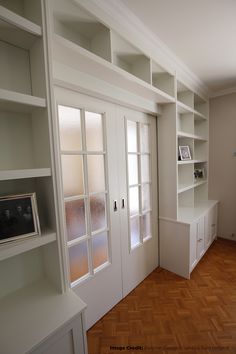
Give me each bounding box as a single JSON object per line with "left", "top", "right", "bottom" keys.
{"left": 194, "top": 168, "right": 205, "bottom": 180}
{"left": 0, "top": 193, "right": 41, "bottom": 244}
{"left": 179, "top": 145, "right": 192, "bottom": 161}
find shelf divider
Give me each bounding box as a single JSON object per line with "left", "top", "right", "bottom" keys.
{"left": 0, "top": 231, "right": 56, "bottom": 262}
{"left": 0, "top": 168, "right": 51, "bottom": 181}
{"left": 0, "top": 88, "right": 46, "bottom": 113}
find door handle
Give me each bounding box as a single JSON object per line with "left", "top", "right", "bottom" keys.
{"left": 121, "top": 198, "right": 125, "bottom": 209}
{"left": 198, "top": 238, "right": 203, "bottom": 242}
{"left": 114, "top": 200, "right": 118, "bottom": 212}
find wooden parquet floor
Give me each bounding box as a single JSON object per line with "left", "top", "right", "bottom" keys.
{"left": 87, "top": 238, "right": 236, "bottom": 354}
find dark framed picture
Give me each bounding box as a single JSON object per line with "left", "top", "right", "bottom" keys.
{"left": 0, "top": 193, "right": 41, "bottom": 244}
{"left": 179, "top": 145, "right": 191, "bottom": 161}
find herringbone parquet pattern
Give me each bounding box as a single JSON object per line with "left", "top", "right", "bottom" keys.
{"left": 87, "top": 238, "right": 236, "bottom": 354}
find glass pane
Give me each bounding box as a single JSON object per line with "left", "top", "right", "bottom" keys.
{"left": 130, "top": 217, "right": 140, "bottom": 249}
{"left": 90, "top": 194, "right": 106, "bottom": 232}
{"left": 127, "top": 120, "right": 137, "bottom": 152}
{"left": 141, "top": 155, "right": 150, "bottom": 183}
{"left": 68, "top": 242, "right": 89, "bottom": 282}
{"left": 128, "top": 154, "right": 138, "bottom": 185}
{"left": 141, "top": 213, "right": 152, "bottom": 240}
{"left": 142, "top": 184, "right": 151, "bottom": 211}
{"left": 58, "top": 105, "right": 82, "bottom": 151}
{"left": 140, "top": 124, "right": 150, "bottom": 153}
{"left": 129, "top": 186, "right": 139, "bottom": 216}
{"left": 92, "top": 232, "right": 109, "bottom": 269}
{"left": 61, "top": 155, "right": 84, "bottom": 197}
{"left": 85, "top": 111, "right": 103, "bottom": 151}
{"left": 87, "top": 155, "right": 105, "bottom": 193}
{"left": 65, "top": 199, "right": 86, "bottom": 241}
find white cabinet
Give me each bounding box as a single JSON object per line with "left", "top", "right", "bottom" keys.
{"left": 160, "top": 202, "right": 218, "bottom": 279}
{"left": 31, "top": 315, "right": 86, "bottom": 354}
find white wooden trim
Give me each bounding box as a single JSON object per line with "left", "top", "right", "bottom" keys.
{"left": 177, "top": 159, "right": 207, "bottom": 165}
{"left": 210, "top": 86, "right": 236, "bottom": 98}
{"left": 0, "top": 5, "right": 42, "bottom": 36}
{"left": 178, "top": 180, "right": 207, "bottom": 194}
{"left": 0, "top": 231, "right": 56, "bottom": 262}
{"left": 0, "top": 88, "right": 46, "bottom": 112}
{"left": 0, "top": 168, "right": 51, "bottom": 181}
{"left": 177, "top": 131, "right": 207, "bottom": 141}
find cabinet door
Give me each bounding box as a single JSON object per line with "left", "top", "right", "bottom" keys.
{"left": 204, "top": 213, "right": 211, "bottom": 250}
{"left": 196, "top": 216, "right": 205, "bottom": 260}
{"left": 211, "top": 204, "right": 218, "bottom": 240}
{"left": 189, "top": 222, "right": 197, "bottom": 271}
{"left": 204, "top": 204, "right": 218, "bottom": 250}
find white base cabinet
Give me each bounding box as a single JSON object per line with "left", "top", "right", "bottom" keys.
{"left": 31, "top": 315, "right": 86, "bottom": 354}
{"left": 160, "top": 201, "right": 218, "bottom": 279}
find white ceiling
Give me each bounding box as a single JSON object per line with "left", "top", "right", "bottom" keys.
{"left": 120, "top": 0, "right": 236, "bottom": 94}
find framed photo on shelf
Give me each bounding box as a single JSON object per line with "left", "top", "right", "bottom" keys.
{"left": 0, "top": 193, "right": 41, "bottom": 244}
{"left": 179, "top": 145, "right": 192, "bottom": 161}
{"left": 194, "top": 168, "right": 205, "bottom": 180}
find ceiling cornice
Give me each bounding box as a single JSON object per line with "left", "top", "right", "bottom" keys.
{"left": 75, "top": 0, "right": 210, "bottom": 97}
{"left": 209, "top": 86, "right": 236, "bottom": 99}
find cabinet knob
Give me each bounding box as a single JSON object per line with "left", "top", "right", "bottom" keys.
{"left": 198, "top": 238, "right": 203, "bottom": 242}
{"left": 211, "top": 223, "right": 215, "bottom": 227}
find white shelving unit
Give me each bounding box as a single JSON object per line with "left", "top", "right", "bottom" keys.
{"left": 159, "top": 78, "right": 218, "bottom": 279}
{"left": 0, "top": 1, "right": 87, "bottom": 353}
{"left": 50, "top": 0, "right": 175, "bottom": 105}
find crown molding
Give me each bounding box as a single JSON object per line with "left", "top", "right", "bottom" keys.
{"left": 75, "top": 0, "right": 210, "bottom": 97}
{"left": 209, "top": 86, "right": 236, "bottom": 98}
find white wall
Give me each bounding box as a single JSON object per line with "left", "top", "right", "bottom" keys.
{"left": 209, "top": 93, "right": 236, "bottom": 241}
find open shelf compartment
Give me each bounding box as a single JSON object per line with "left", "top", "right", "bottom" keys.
{"left": 151, "top": 60, "right": 175, "bottom": 97}
{"left": 194, "top": 92, "right": 207, "bottom": 117}
{"left": 111, "top": 31, "right": 151, "bottom": 83}
{"left": 177, "top": 81, "right": 194, "bottom": 110}
{"left": 0, "top": 7, "right": 42, "bottom": 51}
{"left": 53, "top": 0, "right": 111, "bottom": 62}
{"left": 0, "top": 0, "right": 42, "bottom": 26}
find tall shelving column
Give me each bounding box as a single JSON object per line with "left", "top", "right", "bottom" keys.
{"left": 159, "top": 77, "right": 218, "bottom": 279}
{"left": 0, "top": 1, "right": 87, "bottom": 353}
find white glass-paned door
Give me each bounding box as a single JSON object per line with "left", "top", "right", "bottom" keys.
{"left": 119, "top": 107, "right": 158, "bottom": 298}
{"left": 55, "top": 88, "right": 122, "bottom": 329}
{"left": 127, "top": 121, "right": 152, "bottom": 249}
{"left": 58, "top": 105, "right": 109, "bottom": 283}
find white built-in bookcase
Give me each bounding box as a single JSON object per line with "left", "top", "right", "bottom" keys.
{"left": 0, "top": 0, "right": 63, "bottom": 295}
{"left": 0, "top": 2, "right": 88, "bottom": 353}
{"left": 159, "top": 79, "right": 209, "bottom": 222}
{"left": 0, "top": 0, "right": 213, "bottom": 350}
